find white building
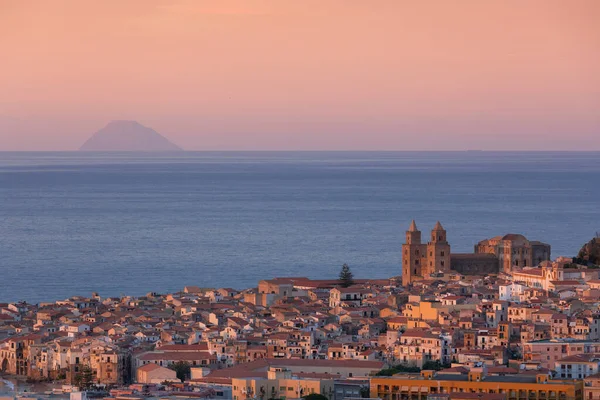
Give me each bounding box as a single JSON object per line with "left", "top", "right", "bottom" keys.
{"left": 499, "top": 282, "right": 526, "bottom": 301}
{"left": 556, "top": 354, "right": 600, "bottom": 379}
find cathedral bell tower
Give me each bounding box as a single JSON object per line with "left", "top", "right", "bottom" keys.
{"left": 402, "top": 220, "right": 424, "bottom": 286}
{"left": 427, "top": 221, "right": 451, "bottom": 275}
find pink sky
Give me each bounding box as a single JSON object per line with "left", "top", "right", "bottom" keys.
{"left": 0, "top": 0, "right": 599, "bottom": 151}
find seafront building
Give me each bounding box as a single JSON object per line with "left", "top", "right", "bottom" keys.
{"left": 1, "top": 223, "right": 599, "bottom": 399}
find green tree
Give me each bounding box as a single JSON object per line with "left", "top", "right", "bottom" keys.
{"left": 168, "top": 361, "right": 191, "bottom": 382}
{"left": 359, "top": 386, "right": 371, "bottom": 398}
{"left": 375, "top": 365, "right": 421, "bottom": 376}
{"left": 422, "top": 360, "right": 447, "bottom": 371}
{"left": 339, "top": 263, "right": 354, "bottom": 288}
{"left": 303, "top": 394, "right": 328, "bottom": 400}
{"left": 74, "top": 365, "right": 95, "bottom": 390}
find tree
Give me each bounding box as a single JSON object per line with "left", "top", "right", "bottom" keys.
{"left": 168, "top": 361, "right": 191, "bottom": 382}
{"left": 375, "top": 365, "right": 420, "bottom": 376}
{"left": 303, "top": 394, "right": 328, "bottom": 400}
{"left": 74, "top": 365, "right": 95, "bottom": 390}
{"left": 359, "top": 386, "right": 371, "bottom": 398}
{"left": 339, "top": 263, "right": 354, "bottom": 288}
{"left": 422, "top": 360, "right": 447, "bottom": 371}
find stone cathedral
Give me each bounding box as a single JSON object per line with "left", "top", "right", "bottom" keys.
{"left": 401, "top": 220, "right": 551, "bottom": 286}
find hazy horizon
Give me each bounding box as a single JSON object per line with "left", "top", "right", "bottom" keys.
{"left": 1, "top": 0, "right": 599, "bottom": 151}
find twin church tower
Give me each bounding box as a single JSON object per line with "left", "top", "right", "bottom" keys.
{"left": 402, "top": 220, "right": 451, "bottom": 286}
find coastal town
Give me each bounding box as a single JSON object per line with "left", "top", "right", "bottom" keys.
{"left": 2, "top": 222, "right": 600, "bottom": 400}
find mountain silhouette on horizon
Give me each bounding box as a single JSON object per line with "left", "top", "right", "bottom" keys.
{"left": 79, "top": 120, "right": 183, "bottom": 151}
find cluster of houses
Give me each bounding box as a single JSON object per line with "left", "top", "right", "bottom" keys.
{"left": 2, "top": 255, "right": 600, "bottom": 400}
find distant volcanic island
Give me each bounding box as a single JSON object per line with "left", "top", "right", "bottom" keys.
{"left": 79, "top": 120, "right": 183, "bottom": 151}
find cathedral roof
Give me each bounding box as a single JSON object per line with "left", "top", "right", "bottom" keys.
{"left": 408, "top": 220, "right": 418, "bottom": 232}
{"left": 501, "top": 234, "right": 529, "bottom": 244}
{"left": 433, "top": 221, "right": 445, "bottom": 231}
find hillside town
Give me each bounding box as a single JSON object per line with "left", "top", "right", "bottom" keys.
{"left": 2, "top": 223, "right": 600, "bottom": 400}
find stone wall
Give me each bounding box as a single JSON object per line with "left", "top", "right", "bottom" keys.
{"left": 450, "top": 254, "right": 499, "bottom": 275}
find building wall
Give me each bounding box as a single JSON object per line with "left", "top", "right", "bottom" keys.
{"left": 232, "top": 377, "right": 333, "bottom": 400}
{"left": 556, "top": 361, "right": 599, "bottom": 380}
{"left": 523, "top": 341, "right": 600, "bottom": 370}
{"left": 137, "top": 366, "right": 177, "bottom": 384}
{"left": 370, "top": 375, "right": 583, "bottom": 400}
{"left": 451, "top": 255, "right": 499, "bottom": 275}
{"left": 584, "top": 376, "right": 600, "bottom": 400}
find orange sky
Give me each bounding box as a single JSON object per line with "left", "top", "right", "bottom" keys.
{"left": 0, "top": 0, "right": 599, "bottom": 150}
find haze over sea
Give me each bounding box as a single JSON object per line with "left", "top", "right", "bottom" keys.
{"left": 1, "top": 151, "right": 599, "bottom": 303}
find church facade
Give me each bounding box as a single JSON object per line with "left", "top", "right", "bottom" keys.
{"left": 401, "top": 221, "right": 451, "bottom": 286}
{"left": 401, "top": 221, "right": 552, "bottom": 286}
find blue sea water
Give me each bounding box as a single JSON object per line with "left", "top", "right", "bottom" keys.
{"left": 0, "top": 151, "right": 599, "bottom": 303}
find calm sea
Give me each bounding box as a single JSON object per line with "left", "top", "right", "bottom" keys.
{"left": 1, "top": 151, "right": 599, "bottom": 303}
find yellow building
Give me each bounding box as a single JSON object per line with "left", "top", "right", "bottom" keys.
{"left": 136, "top": 363, "right": 178, "bottom": 384}
{"left": 370, "top": 368, "right": 583, "bottom": 400}
{"left": 232, "top": 367, "right": 334, "bottom": 400}
{"left": 403, "top": 301, "right": 442, "bottom": 321}
{"left": 403, "top": 300, "right": 477, "bottom": 322}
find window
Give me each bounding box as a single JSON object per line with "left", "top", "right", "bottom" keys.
{"left": 441, "top": 251, "right": 445, "bottom": 256}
